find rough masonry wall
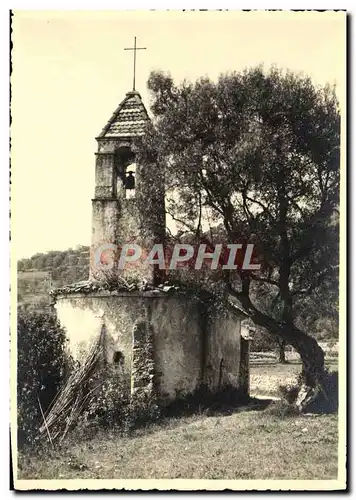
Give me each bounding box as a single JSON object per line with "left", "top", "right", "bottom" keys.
{"left": 55, "top": 292, "right": 204, "bottom": 402}
{"left": 90, "top": 130, "right": 166, "bottom": 286}
{"left": 149, "top": 295, "right": 203, "bottom": 401}
{"left": 204, "top": 307, "right": 241, "bottom": 391}
{"left": 94, "top": 152, "right": 117, "bottom": 199}
{"left": 90, "top": 199, "right": 119, "bottom": 280}
{"left": 131, "top": 320, "right": 156, "bottom": 399}
{"left": 55, "top": 293, "right": 145, "bottom": 369}
{"left": 115, "top": 199, "right": 158, "bottom": 284}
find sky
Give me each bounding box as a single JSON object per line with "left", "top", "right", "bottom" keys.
{"left": 11, "top": 10, "right": 346, "bottom": 258}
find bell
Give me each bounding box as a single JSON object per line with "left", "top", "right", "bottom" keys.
{"left": 125, "top": 171, "right": 135, "bottom": 190}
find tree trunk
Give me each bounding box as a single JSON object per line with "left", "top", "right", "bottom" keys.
{"left": 228, "top": 283, "right": 326, "bottom": 411}
{"left": 278, "top": 339, "right": 287, "bottom": 364}
{"left": 278, "top": 262, "right": 292, "bottom": 365}
{"left": 264, "top": 319, "right": 325, "bottom": 410}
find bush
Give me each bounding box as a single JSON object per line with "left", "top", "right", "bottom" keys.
{"left": 278, "top": 383, "right": 300, "bottom": 405}
{"left": 264, "top": 399, "right": 301, "bottom": 418}
{"left": 77, "top": 383, "right": 249, "bottom": 437}
{"left": 17, "top": 308, "right": 68, "bottom": 448}
{"left": 75, "top": 366, "right": 161, "bottom": 437}
{"left": 80, "top": 366, "right": 131, "bottom": 430}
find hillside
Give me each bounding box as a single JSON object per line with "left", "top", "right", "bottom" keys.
{"left": 17, "top": 246, "right": 89, "bottom": 307}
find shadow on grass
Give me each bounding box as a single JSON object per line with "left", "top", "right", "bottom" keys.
{"left": 161, "top": 386, "right": 274, "bottom": 419}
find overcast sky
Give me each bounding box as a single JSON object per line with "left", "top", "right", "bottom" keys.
{"left": 11, "top": 10, "right": 346, "bottom": 258}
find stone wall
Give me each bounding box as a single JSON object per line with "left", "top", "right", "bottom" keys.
{"left": 115, "top": 198, "right": 159, "bottom": 284}
{"left": 55, "top": 290, "right": 204, "bottom": 402}
{"left": 55, "top": 292, "right": 143, "bottom": 368}
{"left": 90, "top": 136, "right": 165, "bottom": 285}
{"left": 148, "top": 295, "right": 203, "bottom": 401}
{"left": 204, "top": 305, "right": 241, "bottom": 391}
{"left": 90, "top": 199, "right": 120, "bottom": 281}
{"left": 131, "top": 320, "right": 156, "bottom": 399}
{"left": 94, "top": 152, "right": 117, "bottom": 199}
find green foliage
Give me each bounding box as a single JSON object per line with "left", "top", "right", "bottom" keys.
{"left": 294, "top": 287, "right": 339, "bottom": 339}
{"left": 140, "top": 66, "right": 339, "bottom": 286}
{"left": 250, "top": 326, "right": 279, "bottom": 352}
{"left": 263, "top": 400, "right": 302, "bottom": 418}
{"left": 17, "top": 308, "right": 68, "bottom": 448}
{"left": 18, "top": 246, "right": 89, "bottom": 307}
{"left": 251, "top": 279, "right": 338, "bottom": 344}
{"left": 81, "top": 366, "right": 131, "bottom": 430}
{"left": 136, "top": 66, "right": 339, "bottom": 371}
{"left": 278, "top": 383, "right": 301, "bottom": 405}
{"left": 18, "top": 246, "right": 89, "bottom": 276}
{"left": 75, "top": 366, "right": 160, "bottom": 437}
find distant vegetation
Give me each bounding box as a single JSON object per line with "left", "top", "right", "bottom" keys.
{"left": 17, "top": 246, "right": 89, "bottom": 307}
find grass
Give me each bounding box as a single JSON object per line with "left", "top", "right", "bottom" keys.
{"left": 250, "top": 358, "right": 338, "bottom": 397}
{"left": 18, "top": 359, "right": 339, "bottom": 481}
{"left": 18, "top": 411, "right": 338, "bottom": 480}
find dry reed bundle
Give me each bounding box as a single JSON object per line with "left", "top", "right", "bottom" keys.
{"left": 39, "top": 336, "right": 104, "bottom": 443}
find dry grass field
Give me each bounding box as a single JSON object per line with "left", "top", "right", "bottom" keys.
{"left": 18, "top": 411, "right": 338, "bottom": 480}
{"left": 250, "top": 357, "right": 338, "bottom": 398}
{"left": 18, "top": 358, "right": 339, "bottom": 481}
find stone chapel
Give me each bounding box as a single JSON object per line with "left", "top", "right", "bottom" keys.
{"left": 52, "top": 87, "right": 250, "bottom": 404}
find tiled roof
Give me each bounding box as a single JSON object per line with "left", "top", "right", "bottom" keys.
{"left": 98, "top": 91, "right": 150, "bottom": 139}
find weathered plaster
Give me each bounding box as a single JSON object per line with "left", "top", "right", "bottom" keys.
{"left": 148, "top": 295, "right": 202, "bottom": 400}
{"left": 205, "top": 307, "right": 241, "bottom": 391}
{"left": 55, "top": 291, "right": 207, "bottom": 402}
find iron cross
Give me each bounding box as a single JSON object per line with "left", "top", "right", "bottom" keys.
{"left": 124, "top": 36, "right": 147, "bottom": 92}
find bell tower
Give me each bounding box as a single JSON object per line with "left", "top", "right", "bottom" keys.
{"left": 90, "top": 90, "right": 165, "bottom": 284}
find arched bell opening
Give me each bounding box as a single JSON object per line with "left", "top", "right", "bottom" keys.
{"left": 124, "top": 163, "right": 136, "bottom": 199}
{"left": 113, "top": 350, "right": 125, "bottom": 366}
{"left": 114, "top": 146, "right": 137, "bottom": 199}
